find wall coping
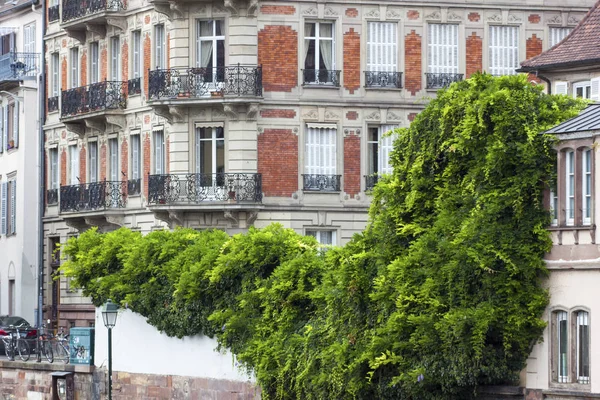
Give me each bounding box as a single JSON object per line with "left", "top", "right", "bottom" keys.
{"left": 0, "top": 359, "right": 95, "bottom": 374}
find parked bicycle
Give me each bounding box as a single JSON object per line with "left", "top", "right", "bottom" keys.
{"left": 1, "top": 324, "right": 30, "bottom": 361}
{"left": 37, "top": 324, "right": 53, "bottom": 363}
{"left": 53, "top": 326, "right": 70, "bottom": 364}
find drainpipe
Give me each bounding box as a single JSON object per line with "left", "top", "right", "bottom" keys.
{"left": 535, "top": 70, "right": 552, "bottom": 95}
{"left": 37, "top": 0, "right": 46, "bottom": 334}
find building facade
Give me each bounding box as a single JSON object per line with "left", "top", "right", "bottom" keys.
{"left": 0, "top": 0, "right": 42, "bottom": 325}
{"left": 42, "top": 0, "right": 595, "bottom": 329}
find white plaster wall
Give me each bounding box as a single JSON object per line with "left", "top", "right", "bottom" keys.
{"left": 93, "top": 308, "right": 255, "bottom": 382}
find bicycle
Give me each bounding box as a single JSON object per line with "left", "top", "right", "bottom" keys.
{"left": 2, "top": 324, "right": 30, "bottom": 361}
{"left": 52, "top": 326, "right": 70, "bottom": 364}
{"left": 37, "top": 324, "right": 53, "bottom": 363}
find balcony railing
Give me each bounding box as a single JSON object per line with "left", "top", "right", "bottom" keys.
{"left": 364, "top": 71, "right": 403, "bottom": 89}
{"left": 48, "top": 4, "right": 60, "bottom": 22}
{"left": 302, "top": 69, "right": 340, "bottom": 87}
{"left": 302, "top": 174, "right": 341, "bottom": 192}
{"left": 148, "top": 173, "right": 262, "bottom": 205}
{"left": 61, "top": 0, "right": 126, "bottom": 23}
{"left": 128, "top": 78, "right": 141, "bottom": 96}
{"left": 0, "top": 52, "right": 39, "bottom": 82}
{"left": 364, "top": 174, "right": 381, "bottom": 191}
{"left": 127, "top": 178, "right": 141, "bottom": 196}
{"left": 148, "top": 65, "right": 262, "bottom": 100}
{"left": 425, "top": 73, "right": 464, "bottom": 89}
{"left": 61, "top": 81, "right": 126, "bottom": 118}
{"left": 59, "top": 181, "right": 127, "bottom": 213}
{"left": 48, "top": 96, "right": 59, "bottom": 113}
{"left": 47, "top": 189, "right": 58, "bottom": 205}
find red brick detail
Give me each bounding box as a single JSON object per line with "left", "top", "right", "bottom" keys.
{"left": 62, "top": 39, "right": 66, "bottom": 48}
{"left": 144, "top": 115, "right": 150, "bottom": 125}
{"left": 468, "top": 12, "right": 480, "bottom": 22}
{"left": 80, "top": 50, "right": 87, "bottom": 86}
{"left": 44, "top": 151, "right": 48, "bottom": 204}
{"left": 166, "top": 33, "right": 170, "bottom": 69}
{"left": 526, "top": 34, "right": 543, "bottom": 83}
{"left": 344, "top": 134, "right": 360, "bottom": 197}
{"left": 121, "top": 40, "right": 129, "bottom": 92}
{"left": 45, "top": 62, "right": 48, "bottom": 118}
{"left": 144, "top": 15, "right": 150, "bottom": 25}
{"left": 407, "top": 10, "right": 419, "bottom": 20}
{"left": 60, "top": 148, "right": 67, "bottom": 186}
{"left": 528, "top": 14, "right": 541, "bottom": 24}
{"left": 258, "top": 129, "right": 298, "bottom": 197}
{"left": 61, "top": 56, "right": 67, "bottom": 91}
{"left": 143, "top": 133, "right": 150, "bottom": 198}
{"left": 166, "top": 134, "right": 170, "bottom": 174}
{"left": 466, "top": 32, "right": 482, "bottom": 79}
{"left": 345, "top": 8, "right": 358, "bottom": 18}
{"left": 343, "top": 28, "right": 360, "bottom": 94}
{"left": 260, "top": 109, "right": 296, "bottom": 118}
{"left": 408, "top": 113, "right": 418, "bottom": 122}
{"left": 258, "top": 26, "right": 298, "bottom": 92}
{"left": 100, "top": 48, "right": 107, "bottom": 81}
{"left": 144, "top": 33, "right": 151, "bottom": 97}
{"left": 405, "top": 31, "right": 422, "bottom": 95}
{"left": 79, "top": 146, "right": 86, "bottom": 184}
{"left": 346, "top": 111, "right": 358, "bottom": 120}
{"left": 121, "top": 139, "right": 129, "bottom": 183}
{"left": 100, "top": 143, "right": 107, "bottom": 181}
{"left": 260, "top": 5, "right": 295, "bottom": 15}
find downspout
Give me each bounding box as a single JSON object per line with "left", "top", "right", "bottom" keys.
{"left": 535, "top": 70, "right": 552, "bottom": 95}
{"left": 37, "top": 0, "right": 46, "bottom": 332}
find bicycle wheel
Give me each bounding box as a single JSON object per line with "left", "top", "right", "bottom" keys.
{"left": 43, "top": 340, "right": 54, "bottom": 363}
{"left": 55, "top": 343, "right": 69, "bottom": 364}
{"left": 3, "top": 339, "right": 14, "bottom": 360}
{"left": 17, "top": 340, "right": 30, "bottom": 361}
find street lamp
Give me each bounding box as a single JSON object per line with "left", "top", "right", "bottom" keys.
{"left": 102, "top": 300, "right": 118, "bottom": 400}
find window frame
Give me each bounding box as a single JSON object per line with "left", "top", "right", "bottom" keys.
{"left": 550, "top": 308, "right": 591, "bottom": 387}
{"left": 565, "top": 149, "right": 575, "bottom": 226}
{"left": 51, "top": 52, "right": 60, "bottom": 96}
{"left": 305, "top": 229, "right": 337, "bottom": 246}
{"left": 132, "top": 31, "right": 142, "bottom": 80}
{"left": 49, "top": 147, "right": 59, "bottom": 190}
{"left": 89, "top": 42, "right": 99, "bottom": 84}
{"left": 366, "top": 22, "right": 398, "bottom": 73}
{"left": 68, "top": 144, "right": 79, "bottom": 185}
{"left": 582, "top": 148, "right": 592, "bottom": 225}
{"left": 573, "top": 81, "right": 592, "bottom": 99}
{"left": 305, "top": 125, "right": 337, "bottom": 176}
{"left": 152, "top": 128, "right": 165, "bottom": 175}
{"left": 154, "top": 24, "right": 166, "bottom": 70}
{"left": 70, "top": 47, "right": 79, "bottom": 89}
{"left": 488, "top": 25, "right": 519, "bottom": 76}
{"left": 304, "top": 21, "right": 336, "bottom": 74}
{"left": 130, "top": 132, "right": 141, "bottom": 180}
{"left": 427, "top": 23, "right": 459, "bottom": 74}
{"left": 109, "top": 138, "right": 119, "bottom": 182}
{"left": 367, "top": 124, "right": 398, "bottom": 177}
{"left": 88, "top": 141, "right": 98, "bottom": 183}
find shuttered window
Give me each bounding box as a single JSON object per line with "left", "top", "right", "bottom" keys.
{"left": 367, "top": 22, "right": 397, "bottom": 72}
{"left": 0, "top": 182, "right": 6, "bottom": 235}
{"left": 90, "top": 42, "right": 99, "bottom": 84}
{"left": 367, "top": 125, "right": 398, "bottom": 176}
{"left": 153, "top": 128, "right": 165, "bottom": 174}
{"left": 88, "top": 141, "right": 98, "bottom": 183}
{"left": 51, "top": 53, "right": 59, "bottom": 96}
{"left": 582, "top": 149, "right": 592, "bottom": 225}
{"left": 427, "top": 24, "right": 458, "bottom": 73}
{"left": 50, "top": 148, "right": 59, "bottom": 190}
{"left": 8, "top": 179, "right": 15, "bottom": 235}
{"left": 132, "top": 31, "right": 141, "bottom": 79}
{"left": 565, "top": 150, "right": 575, "bottom": 226}
{"left": 131, "top": 134, "right": 140, "bottom": 179}
{"left": 305, "top": 127, "right": 336, "bottom": 175}
{"left": 549, "top": 27, "right": 572, "bottom": 48}
{"left": 69, "top": 144, "right": 79, "bottom": 185}
{"left": 70, "top": 47, "right": 79, "bottom": 88}
{"left": 154, "top": 25, "right": 165, "bottom": 69}
{"left": 111, "top": 36, "right": 120, "bottom": 81}
{"left": 23, "top": 23, "right": 35, "bottom": 54}
{"left": 109, "top": 138, "right": 119, "bottom": 181}
{"left": 489, "top": 26, "right": 519, "bottom": 76}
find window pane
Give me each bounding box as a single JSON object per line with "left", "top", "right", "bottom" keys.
{"left": 320, "top": 23, "right": 333, "bottom": 38}
{"left": 557, "top": 311, "right": 568, "bottom": 383}
{"left": 577, "top": 311, "right": 590, "bottom": 384}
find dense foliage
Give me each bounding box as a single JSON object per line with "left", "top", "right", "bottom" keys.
{"left": 59, "top": 74, "right": 585, "bottom": 399}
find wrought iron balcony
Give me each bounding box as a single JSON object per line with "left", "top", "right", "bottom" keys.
{"left": 48, "top": 96, "right": 59, "bottom": 113}
{"left": 127, "top": 178, "right": 141, "bottom": 196}
{"left": 61, "top": 0, "right": 125, "bottom": 23}
{"left": 148, "top": 173, "right": 262, "bottom": 205}
{"left": 148, "top": 65, "right": 262, "bottom": 101}
{"left": 364, "top": 174, "right": 381, "bottom": 191}
{"left": 364, "top": 71, "right": 403, "bottom": 89}
{"left": 128, "top": 78, "right": 141, "bottom": 96}
{"left": 47, "top": 189, "right": 59, "bottom": 205}
{"left": 61, "top": 81, "right": 126, "bottom": 118}
{"left": 425, "top": 73, "right": 464, "bottom": 89}
{"left": 302, "top": 174, "right": 341, "bottom": 192}
{"left": 48, "top": 4, "right": 60, "bottom": 22}
{"left": 0, "top": 52, "right": 39, "bottom": 83}
{"left": 59, "top": 181, "right": 127, "bottom": 213}
{"left": 302, "top": 69, "right": 340, "bottom": 87}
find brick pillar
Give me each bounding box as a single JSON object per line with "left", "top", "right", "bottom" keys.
{"left": 80, "top": 50, "right": 87, "bottom": 86}
{"left": 343, "top": 28, "right": 360, "bottom": 94}
{"left": 143, "top": 133, "right": 151, "bottom": 198}
{"left": 405, "top": 30, "right": 422, "bottom": 96}
{"left": 526, "top": 34, "right": 543, "bottom": 83}
{"left": 100, "top": 47, "right": 107, "bottom": 81}
{"left": 344, "top": 133, "right": 360, "bottom": 197}
{"left": 166, "top": 33, "right": 170, "bottom": 69}
{"left": 61, "top": 56, "right": 67, "bottom": 90}
{"left": 100, "top": 143, "right": 107, "bottom": 181}
{"left": 79, "top": 145, "right": 86, "bottom": 184}
{"left": 257, "top": 129, "right": 298, "bottom": 196}
{"left": 122, "top": 39, "right": 129, "bottom": 84}
{"left": 121, "top": 139, "right": 128, "bottom": 182}
{"left": 143, "top": 33, "right": 151, "bottom": 97}
{"left": 44, "top": 151, "right": 48, "bottom": 204}
{"left": 258, "top": 26, "right": 298, "bottom": 92}
{"left": 45, "top": 60, "right": 48, "bottom": 117}
{"left": 60, "top": 148, "right": 67, "bottom": 186}
{"left": 466, "top": 32, "right": 482, "bottom": 79}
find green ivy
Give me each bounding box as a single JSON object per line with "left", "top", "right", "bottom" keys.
{"left": 59, "top": 74, "right": 585, "bottom": 399}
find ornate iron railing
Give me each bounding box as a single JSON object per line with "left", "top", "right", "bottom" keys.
{"left": 47, "top": 189, "right": 59, "bottom": 205}
{"left": 425, "top": 73, "right": 464, "bottom": 89}
{"left": 61, "top": 0, "right": 125, "bottom": 23}
{"left": 364, "top": 174, "right": 381, "bottom": 191}
{"left": 48, "top": 5, "right": 60, "bottom": 22}
{"left": 364, "top": 71, "right": 403, "bottom": 88}
{"left": 0, "top": 52, "right": 39, "bottom": 81}
{"left": 60, "top": 181, "right": 127, "bottom": 213}
{"left": 128, "top": 78, "right": 141, "bottom": 96}
{"left": 61, "top": 81, "right": 126, "bottom": 118}
{"left": 302, "top": 69, "right": 341, "bottom": 87}
{"left": 48, "top": 96, "right": 59, "bottom": 113}
{"left": 127, "top": 178, "right": 141, "bottom": 196}
{"left": 148, "top": 65, "right": 262, "bottom": 100}
{"left": 148, "top": 173, "right": 262, "bottom": 205}
{"left": 302, "top": 174, "right": 341, "bottom": 192}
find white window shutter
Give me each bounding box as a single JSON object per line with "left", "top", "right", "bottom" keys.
{"left": 9, "top": 181, "right": 15, "bottom": 234}
{"left": 13, "top": 101, "right": 18, "bottom": 148}
{"left": 555, "top": 81, "right": 568, "bottom": 96}
{"left": 132, "top": 136, "right": 139, "bottom": 178}
{"left": 2, "top": 105, "right": 7, "bottom": 152}
{"left": 591, "top": 77, "right": 600, "bottom": 101}
{"left": 379, "top": 125, "right": 397, "bottom": 175}
{"left": 0, "top": 182, "right": 6, "bottom": 235}
{"left": 0, "top": 106, "right": 3, "bottom": 153}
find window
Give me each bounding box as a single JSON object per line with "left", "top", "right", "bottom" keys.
{"left": 90, "top": 42, "right": 99, "bottom": 84}
{"left": 50, "top": 148, "right": 59, "bottom": 190}
{"left": 70, "top": 47, "right": 79, "bottom": 88}
{"left": 427, "top": 24, "right": 459, "bottom": 74}
{"left": 23, "top": 23, "right": 35, "bottom": 54}
{"left": 1, "top": 101, "right": 19, "bottom": 150}
{"left": 0, "top": 179, "right": 16, "bottom": 235}
{"left": 109, "top": 138, "right": 119, "bottom": 181}
{"left": 8, "top": 279, "right": 14, "bottom": 315}
{"left": 130, "top": 133, "right": 140, "bottom": 180}
{"left": 51, "top": 53, "right": 59, "bottom": 96}
{"left": 0, "top": 31, "right": 14, "bottom": 56}
{"left": 88, "top": 141, "right": 98, "bottom": 183}
{"left": 576, "top": 311, "right": 590, "bottom": 384}
{"left": 556, "top": 310, "right": 569, "bottom": 383}
{"left": 367, "top": 125, "right": 397, "bottom": 176}
{"left": 550, "top": 155, "right": 558, "bottom": 226}
{"left": 196, "top": 20, "right": 225, "bottom": 83}
{"left": 195, "top": 126, "right": 224, "bottom": 176}
{"left": 304, "top": 22, "right": 335, "bottom": 84}
{"left": 573, "top": 81, "right": 591, "bottom": 99}
{"left": 304, "top": 126, "right": 339, "bottom": 191}
{"left": 132, "top": 31, "right": 141, "bottom": 79}
{"left": 69, "top": 144, "right": 79, "bottom": 185}
{"left": 111, "top": 36, "right": 120, "bottom": 81}
{"left": 306, "top": 230, "right": 336, "bottom": 246}
{"left": 582, "top": 149, "right": 592, "bottom": 225}
{"left": 154, "top": 24, "right": 166, "bottom": 69}
{"left": 565, "top": 150, "right": 575, "bottom": 226}
{"left": 549, "top": 27, "right": 572, "bottom": 48}
{"left": 552, "top": 309, "right": 590, "bottom": 385}
{"left": 489, "top": 26, "right": 519, "bottom": 76}
{"left": 153, "top": 128, "right": 165, "bottom": 174}
{"left": 367, "top": 22, "right": 397, "bottom": 73}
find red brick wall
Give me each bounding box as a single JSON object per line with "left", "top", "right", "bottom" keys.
{"left": 408, "top": 113, "right": 418, "bottom": 122}
{"left": 260, "top": 5, "right": 295, "bottom": 15}
{"left": 526, "top": 34, "right": 543, "bottom": 59}
{"left": 100, "top": 143, "right": 107, "bottom": 181}
{"left": 468, "top": 12, "right": 480, "bottom": 22}
{"left": 122, "top": 40, "right": 129, "bottom": 85}
{"left": 121, "top": 138, "right": 129, "bottom": 181}
{"left": 528, "top": 14, "right": 541, "bottom": 24}
{"left": 258, "top": 129, "right": 298, "bottom": 197}
{"left": 405, "top": 30, "right": 422, "bottom": 95}
{"left": 343, "top": 28, "right": 360, "bottom": 94}
{"left": 344, "top": 133, "right": 360, "bottom": 197}
{"left": 466, "top": 32, "right": 482, "bottom": 78}
{"left": 80, "top": 50, "right": 87, "bottom": 86}
{"left": 79, "top": 146, "right": 86, "bottom": 184}
{"left": 61, "top": 56, "right": 67, "bottom": 91}
{"left": 346, "top": 111, "right": 358, "bottom": 120}
{"left": 260, "top": 109, "right": 296, "bottom": 118}
{"left": 407, "top": 10, "right": 419, "bottom": 20}
{"left": 345, "top": 8, "right": 358, "bottom": 18}
{"left": 166, "top": 33, "right": 170, "bottom": 69}
{"left": 166, "top": 134, "right": 170, "bottom": 174}
{"left": 143, "top": 133, "right": 150, "bottom": 197}
{"left": 144, "top": 34, "right": 151, "bottom": 97}
{"left": 258, "top": 26, "right": 298, "bottom": 92}
{"left": 45, "top": 61, "right": 48, "bottom": 117}
{"left": 60, "top": 148, "right": 67, "bottom": 186}
{"left": 100, "top": 48, "right": 107, "bottom": 81}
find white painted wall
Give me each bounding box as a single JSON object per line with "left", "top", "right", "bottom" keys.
{"left": 93, "top": 308, "right": 255, "bottom": 382}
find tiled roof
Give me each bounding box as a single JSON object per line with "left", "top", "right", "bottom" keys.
{"left": 546, "top": 104, "right": 600, "bottom": 134}
{"left": 520, "top": 0, "right": 600, "bottom": 71}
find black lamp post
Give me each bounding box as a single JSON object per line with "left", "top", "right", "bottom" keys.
{"left": 102, "top": 300, "right": 118, "bottom": 400}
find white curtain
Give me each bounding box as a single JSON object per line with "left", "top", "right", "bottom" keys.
{"left": 319, "top": 24, "right": 333, "bottom": 70}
